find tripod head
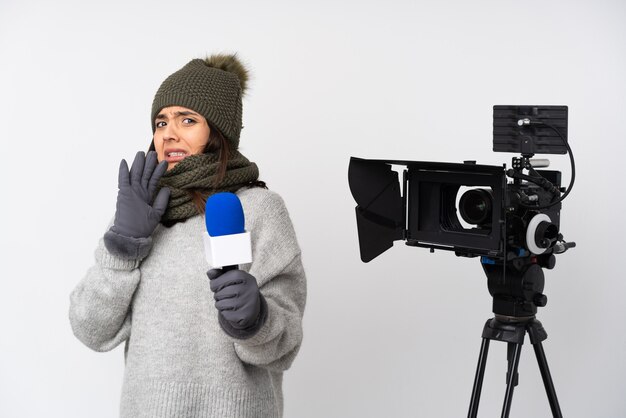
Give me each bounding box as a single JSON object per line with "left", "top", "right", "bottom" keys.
{"left": 482, "top": 255, "right": 550, "bottom": 317}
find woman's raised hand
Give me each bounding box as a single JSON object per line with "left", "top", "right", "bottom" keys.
{"left": 111, "top": 151, "right": 170, "bottom": 239}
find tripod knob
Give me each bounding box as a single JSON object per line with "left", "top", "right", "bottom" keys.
{"left": 533, "top": 293, "right": 548, "bottom": 307}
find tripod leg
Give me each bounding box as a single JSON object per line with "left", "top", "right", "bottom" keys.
{"left": 532, "top": 341, "right": 563, "bottom": 418}
{"left": 501, "top": 343, "right": 522, "bottom": 418}
{"left": 468, "top": 338, "right": 490, "bottom": 418}
{"left": 506, "top": 343, "right": 519, "bottom": 387}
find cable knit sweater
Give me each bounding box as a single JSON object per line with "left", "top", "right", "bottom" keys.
{"left": 69, "top": 187, "right": 306, "bottom": 418}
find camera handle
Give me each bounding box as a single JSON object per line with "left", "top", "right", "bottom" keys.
{"left": 508, "top": 168, "right": 562, "bottom": 197}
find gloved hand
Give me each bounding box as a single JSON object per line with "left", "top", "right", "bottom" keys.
{"left": 104, "top": 151, "right": 170, "bottom": 259}
{"left": 207, "top": 268, "right": 266, "bottom": 335}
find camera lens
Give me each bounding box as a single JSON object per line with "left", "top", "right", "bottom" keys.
{"left": 459, "top": 189, "right": 493, "bottom": 226}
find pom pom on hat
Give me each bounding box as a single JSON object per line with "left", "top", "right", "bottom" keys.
{"left": 203, "top": 53, "right": 249, "bottom": 95}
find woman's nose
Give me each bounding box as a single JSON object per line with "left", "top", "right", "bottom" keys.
{"left": 163, "top": 124, "right": 179, "bottom": 142}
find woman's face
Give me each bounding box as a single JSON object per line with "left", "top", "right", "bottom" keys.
{"left": 153, "top": 105, "right": 210, "bottom": 170}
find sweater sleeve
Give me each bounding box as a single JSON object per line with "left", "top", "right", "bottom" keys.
{"left": 69, "top": 233, "right": 142, "bottom": 352}
{"left": 233, "top": 191, "right": 307, "bottom": 372}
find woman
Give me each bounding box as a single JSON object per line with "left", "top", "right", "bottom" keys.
{"left": 69, "top": 55, "right": 307, "bottom": 418}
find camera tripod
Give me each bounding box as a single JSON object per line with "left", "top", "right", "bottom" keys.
{"left": 467, "top": 315, "right": 562, "bottom": 418}
{"left": 467, "top": 260, "right": 564, "bottom": 418}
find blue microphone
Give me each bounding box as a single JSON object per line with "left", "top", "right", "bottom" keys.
{"left": 205, "top": 192, "right": 245, "bottom": 236}
{"left": 203, "top": 192, "right": 252, "bottom": 270}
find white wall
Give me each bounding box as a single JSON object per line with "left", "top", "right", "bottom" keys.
{"left": 1, "top": 0, "right": 624, "bottom": 416}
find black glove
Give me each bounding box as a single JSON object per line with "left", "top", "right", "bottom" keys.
{"left": 208, "top": 268, "right": 267, "bottom": 338}
{"left": 104, "top": 151, "right": 170, "bottom": 259}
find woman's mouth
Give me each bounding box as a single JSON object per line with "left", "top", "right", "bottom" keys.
{"left": 165, "top": 150, "right": 188, "bottom": 163}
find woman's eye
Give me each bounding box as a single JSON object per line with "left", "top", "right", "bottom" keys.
{"left": 182, "top": 118, "right": 196, "bottom": 124}
{"left": 155, "top": 121, "right": 166, "bottom": 128}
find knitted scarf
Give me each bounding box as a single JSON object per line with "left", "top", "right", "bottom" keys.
{"left": 157, "top": 151, "right": 259, "bottom": 223}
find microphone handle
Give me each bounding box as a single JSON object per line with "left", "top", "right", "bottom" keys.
{"left": 222, "top": 265, "right": 239, "bottom": 272}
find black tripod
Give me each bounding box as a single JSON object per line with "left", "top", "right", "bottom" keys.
{"left": 467, "top": 260, "right": 563, "bottom": 417}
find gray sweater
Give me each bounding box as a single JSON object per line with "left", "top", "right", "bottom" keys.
{"left": 69, "top": 187, "right": 306, "bottom": 418}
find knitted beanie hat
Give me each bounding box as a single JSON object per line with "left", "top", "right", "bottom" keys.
{"left": 151, "top": 54, "right": 249, "bottom": 150}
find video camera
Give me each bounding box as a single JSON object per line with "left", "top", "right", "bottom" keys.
{"left": 348, "top": 105, "right": 577, "bottom": 417}
{"left": 348, "top": 105, "right": 575, "bottom": 317}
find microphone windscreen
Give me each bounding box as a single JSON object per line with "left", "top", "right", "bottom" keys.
{"left": 205, "top": 192, "right": 245, "bottom": 237}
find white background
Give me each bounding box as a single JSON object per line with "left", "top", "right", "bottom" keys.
{"left": 1, "top": 0, "right": 625, "bottom": 417}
